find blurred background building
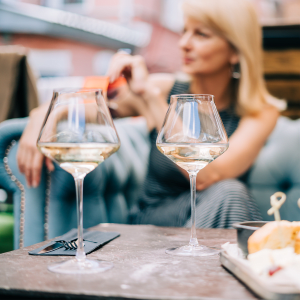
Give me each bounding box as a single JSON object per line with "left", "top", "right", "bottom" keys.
{"left": 0, "top": 0, "right": 298, "bottom": 75}
{"left": 0, "top": 0, "right": 184, "bottom": 77}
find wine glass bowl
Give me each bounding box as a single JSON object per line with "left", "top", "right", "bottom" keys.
{"left": 156, "top": 94, "right": 228, "bottom": 256}
{"left": 37, "top": 88, "right": 120, "bottom": 273}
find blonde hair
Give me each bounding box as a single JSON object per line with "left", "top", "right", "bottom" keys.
{"left": 182, "top": 0, "right": 284, "bottom": 116}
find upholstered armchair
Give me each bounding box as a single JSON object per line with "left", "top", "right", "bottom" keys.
{"left": 0, "top": 117, "right": 150, "bottom": 249}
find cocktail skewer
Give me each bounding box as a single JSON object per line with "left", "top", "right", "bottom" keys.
{"left": 267, "top": 192, "right": 286, "bottom": 248}
{"left": 267, "top": 192, "right": 286, "bottom": 221}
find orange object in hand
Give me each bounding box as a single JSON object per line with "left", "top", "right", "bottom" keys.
{"left": 83, "top": 76, "right": 127, "bottom": 115}
{"left": 83, "top": 76, "right": 127, "bottom": 92}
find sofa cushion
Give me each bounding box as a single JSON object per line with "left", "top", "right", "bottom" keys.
{"left": 248, "top": 117, "right": 300, "bottom": 221}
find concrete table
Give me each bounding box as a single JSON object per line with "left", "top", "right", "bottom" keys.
{"left": 0, "top": 224, "right": 258, "bottom": 300}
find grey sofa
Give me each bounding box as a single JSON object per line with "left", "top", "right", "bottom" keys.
{"left": 0, "top": 117, "right": 150, "bottom": 249}
{"left": 0, "top": 116, "right": 300, "bottom": 249}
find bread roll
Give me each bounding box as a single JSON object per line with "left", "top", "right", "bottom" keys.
{"left": 248, "top": 221, "right": 300, "bottom": 254}
{"left": 295, "top": 231, "right": 300, "bottom": 254}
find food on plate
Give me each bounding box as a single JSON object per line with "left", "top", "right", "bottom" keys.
{"left": 224, "top": 194, "right": 300, "bottom": 280}
{"left": 295, "top": 231, "right": 300, "bottom": 254}
{"left": 247, "top": 247, "right": 297, "bottom": 275}
{"left": 248, "top": 221, "right": 300, "bottom": 254}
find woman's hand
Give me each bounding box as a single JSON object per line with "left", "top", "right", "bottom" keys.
{"left": 107, "top": 52, "right": 149, "bottom": 96}
{"left": 107, "top": 52, "right": 175, "bottom": 131}
{"left": 17, "top": 105, "right": 54, "bottom": 188}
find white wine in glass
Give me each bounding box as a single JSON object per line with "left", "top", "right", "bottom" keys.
{"left": 38, "top": 143, "right": 119, "bottom": 177}
{"left": 157, "top": 143, "right": 228, "bottom": 173}
{"left": 156, "top": 94, "right": 229, "bottom": 256}
{"left": 37, "top": 88, "right": 120, "bottom": 274}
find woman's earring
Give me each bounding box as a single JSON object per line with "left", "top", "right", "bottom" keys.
{"left": 232, "top": 63, "right": 240, "bottom": 79}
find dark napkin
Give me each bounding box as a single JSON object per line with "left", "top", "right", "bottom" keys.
{"left": 29, "top": 229, "right": 120, "bottom": 256}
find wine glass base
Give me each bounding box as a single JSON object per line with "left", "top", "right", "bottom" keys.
{"left": 48, "top": 258, "right": 113, "bottom": 274}
{"left": 166, "top": 244, "right": 219, "bottom": 256}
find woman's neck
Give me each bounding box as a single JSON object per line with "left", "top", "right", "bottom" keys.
{"left": 189, "top": 68, "right": 233, "bottom": 111}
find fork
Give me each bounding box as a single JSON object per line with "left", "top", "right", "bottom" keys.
{"left": 60, "top": 240, "right": 85, "bottom": 250}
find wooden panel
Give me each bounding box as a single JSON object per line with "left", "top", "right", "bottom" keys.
{"left": 263, "top": 50, "right": 300, "bottom": 74}
{"left": 281, "top": 109, "right": 300, "bottom": 120}
{"left": 266, "top": 79, "right": 300, "bottom": 102}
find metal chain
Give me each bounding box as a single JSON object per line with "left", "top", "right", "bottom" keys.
{"left": 44, "top": 170, "right": 51, "bottom": 241}
{"left": 3, "top": 140, "right": 25, "bottom": 248}
{"left": 3, "top": 140, "right": 51, "bottom": 247}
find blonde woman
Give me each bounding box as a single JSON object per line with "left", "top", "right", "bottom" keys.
{"left": 18, "top": 0, "right": 280, "bottom": 228}
{"left": 106, "top": 0, "right": 281, "bottom": 227}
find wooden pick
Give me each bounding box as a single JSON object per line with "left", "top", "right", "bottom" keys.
{"left": 267, "top": 192, "right": 286, "bottom": 221}
{"left": 297, "top": 198, "right": 300, "bottom": 210}
{"left": 267, "top": 192, "right": 286, "bottom": 248}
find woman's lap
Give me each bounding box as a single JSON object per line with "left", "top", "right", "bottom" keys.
{"left": 184, "top": 179, "right": 262, "bottom": 228}
{"left": 134, "top": 179, "right": 262, "bottom": 229}
{"left": 132, "top": 192, "right": 191, "bottom": 227}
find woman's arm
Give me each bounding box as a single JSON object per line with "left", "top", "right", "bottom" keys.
{"left": 141, "top": 73, "right": 175, "bottom": 131}
{"left": 18, "top": 53, "right": 172, "bottom": 187}
{"left": 17, "top": 102, "right": 54, "bottom": 187}
{"left": 194, "top": 105, "right": 279, "bottom": 190}
{"left": 107, "top": 52, "right": 174, "bottom": 131}
{"left": 109, "top": 83, "right": 158, "bottom": 130}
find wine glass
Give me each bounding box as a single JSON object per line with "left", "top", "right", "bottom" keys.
{"left": 37, "top": 88, "right": 120, "bottom": 274}
{"left": 156, "top": 94, "right": 229, "bottom": 256}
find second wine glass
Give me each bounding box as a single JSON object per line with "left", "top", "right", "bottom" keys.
{"left": 156, "top": 94, "right": 229, "bottom": 256}
{"left": 37, "top": 88, "right": 120, "bottom": 274}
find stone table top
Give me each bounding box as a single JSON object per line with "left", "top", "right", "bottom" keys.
{"left": 0, "top": 224, "right": 258, "bottom": 300}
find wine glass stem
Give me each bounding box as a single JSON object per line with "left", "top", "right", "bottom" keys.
{"left": 75, "top": 177, "right": 86, "bottom": 262}
{"left": 189, "top": 172, "right": 199, "bottom": 246}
